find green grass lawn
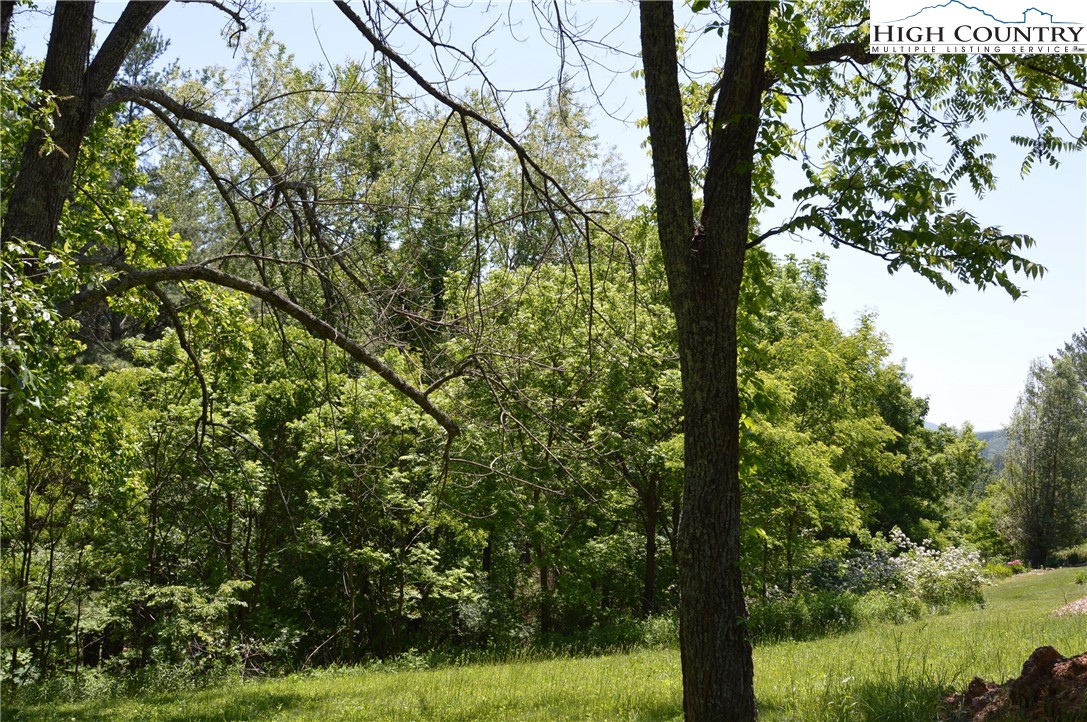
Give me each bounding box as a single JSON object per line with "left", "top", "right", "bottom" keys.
{"left": 10, "top": 568, "right": 1086, "bottom": 722}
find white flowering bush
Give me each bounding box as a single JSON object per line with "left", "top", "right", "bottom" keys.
{"left": 888, "top": 528, "right": 985, "bottom": 609}
{"left": 760, "top": 530, "right": 986, "bottom": 640}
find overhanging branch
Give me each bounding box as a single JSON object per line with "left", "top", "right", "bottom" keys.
{"left": 763, "top": 39, "right": 876, "bottom": 90}
{"left": 61, "top": 264, "right": 460, "bottom": 438}
{"left": 85, "top": 2, "right": 169, "bottom": 96}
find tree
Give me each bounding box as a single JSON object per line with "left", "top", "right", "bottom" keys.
{"left": 738, "top": 255, "right": 894, "bottom": 595}
{"left": 634, "top": 4, "right": 1087, "bottom": 717}
{"left": 1, "top": 2, "right": 165, "bottom": 254}
{"left": 444, "top": 223, "right": 682, "bottom": 626}
{"left": 1062, "top": 330, "right": 1087, "bottom": 390}
{"left": 2, "top": 11, "right": 627, "bottom": 674}
{"left": 637, "top": 2, "right": 1082, "bottom": 718}
{"left": 1003, "top": 349, "right": 1087, "bottom": 565}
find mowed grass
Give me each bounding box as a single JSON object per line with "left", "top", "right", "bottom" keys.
{"left": 756, "top": 567, "right": 1086, "bottom": 721}
{"left": 11, "top": 568, "right": 1086, "bottom": 722}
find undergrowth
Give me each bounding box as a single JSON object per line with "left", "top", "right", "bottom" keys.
{"left": 7, "top": 568, "right": 1085, "bottom": 722}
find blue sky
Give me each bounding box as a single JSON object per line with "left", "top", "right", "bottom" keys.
{"left": 12, "top": 1, "right": 1086, "bottom": 431}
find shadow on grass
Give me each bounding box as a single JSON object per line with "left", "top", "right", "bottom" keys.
{"left": 9, "top": 688, "right": 305, "bottom": 722}
{"left": 11, "top": 688, "right": 687, "bottom": 722}
{"left": 430, "top": 695, "right": 683, "bottom": 722}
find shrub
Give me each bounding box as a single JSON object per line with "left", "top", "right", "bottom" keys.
{"left": 638, "top": 614, "right": 679, "bottom": 648}
{"left": 805, "top": 550, "right": 898, "bottom": 595}
{"left": 856, "top": 591, "right": 925, "bottom": 626}
{"left": 889, "top": 529, "right": 984, "bottom": 609}
{"left": 804, "top": 532, "right": 986, "bottom": 610}
{"left": 984, "top": 561, "right": 1015, "bottom": 581}
{"left": 765, "top": 531, "right": 986, "bottom": 644}
{"left": 747, "top": 590, "right": 859, "bottom": 643}
{"left": 1051, "top": 543, "right": 1087, "bottom": 567}
{"left": 1075, "top": 570, "right": 1087, "bottom": 585}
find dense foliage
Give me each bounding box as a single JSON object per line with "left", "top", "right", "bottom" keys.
{"left": 0, "top": 6, "right": 1083, "bottom": 707}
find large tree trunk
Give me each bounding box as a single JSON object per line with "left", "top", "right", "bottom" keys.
{"left": 2, "top": 1, "right": 166, "bottom": 254}
{"left": 640, "top": 2, "right": 771, "bottom": 719}
{"left": 1, "top": 1, "right": 14, "bottom": 48}
{"left": 3, "top": 2, "right": 95, "bottom": 255}
{"left": 1, "top": 1, "right": 165, "bottom": 431}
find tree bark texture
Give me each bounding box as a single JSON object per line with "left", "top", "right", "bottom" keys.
{"left": 2, "top": 1, "right": 166, "bottom": 254}
{"left": 1, "top": 0, "right": 14, "bottom": 48}
{"left": 4, "top": 2, "right": 95, "bottom": 255}
{"left": 640, "top": 2, "right": 771, "bottom": 720}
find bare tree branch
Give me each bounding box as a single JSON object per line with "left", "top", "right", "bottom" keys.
{"left": 142, "top": 103, "right": 247, "bottom": 238}
{"left": 99, "top": 84, "right": 283, "bottom": 183}
{"left": 148, "top": 283, "right": 210, "bottom": 444}
{"left": 176, "top": 0, "right": 252, "bottom": 48}
{"left": 333, "top": 0, "right": 615, "bottom": 243}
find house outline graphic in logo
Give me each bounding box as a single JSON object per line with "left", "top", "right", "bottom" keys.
{"left": 890, "top": 1, "right": 1075, "bottom": 25}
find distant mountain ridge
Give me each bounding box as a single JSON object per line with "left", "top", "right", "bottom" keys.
{"left": 923, "top": 422, "right": 1007, "bottom": 468}
{"left": 975, "top": 429, "right": 1008, "bottom": 471}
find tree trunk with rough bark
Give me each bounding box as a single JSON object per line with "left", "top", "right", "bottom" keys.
{"left": 4, "top": 2, "right": 94, "bottom": 255}
{"left": 639, "top": 2, "right": 771, "bottom": 719}
{"left": 2, "top": 1, "right": 166, "bottom": 253}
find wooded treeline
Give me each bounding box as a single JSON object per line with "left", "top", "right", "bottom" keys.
{"left": 2, "top": 2, "right": 1085, "bottom": 706}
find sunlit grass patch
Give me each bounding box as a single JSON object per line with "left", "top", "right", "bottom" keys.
{"left": 754, "top": 566, "right": 1087, "bottom": 721}
{"left": 10, "top": 651, "right": 684, "bottom": 722}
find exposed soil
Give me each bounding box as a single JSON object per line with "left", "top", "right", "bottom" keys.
{"left": 940, "top": 646, "right": 1087, "bottom": 721}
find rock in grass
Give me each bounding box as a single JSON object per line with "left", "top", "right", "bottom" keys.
{"left": 940, "top": 646, "right": 1087, "bottom": 721}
